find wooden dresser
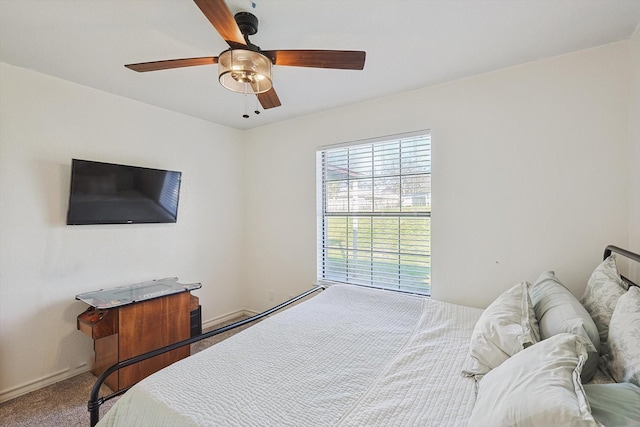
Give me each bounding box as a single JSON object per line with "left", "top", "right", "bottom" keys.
{"left": 76, "top": 278, "right": 201, "bottom": 391}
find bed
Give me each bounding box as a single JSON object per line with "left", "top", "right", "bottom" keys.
{"left": 91, "top": 245, "right": 640, "bottom": 426}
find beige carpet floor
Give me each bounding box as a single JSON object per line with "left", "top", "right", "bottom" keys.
{"left": 0, "top": 315, "right": 252, "bottom": 427}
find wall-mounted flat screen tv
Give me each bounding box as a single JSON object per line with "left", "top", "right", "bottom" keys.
{"left": 67, "top": 159, "right": 182, "bottom": 225}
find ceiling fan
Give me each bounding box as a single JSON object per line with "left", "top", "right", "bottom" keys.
{"left": 125, "top": 0, "right": 366, "bottom": 111}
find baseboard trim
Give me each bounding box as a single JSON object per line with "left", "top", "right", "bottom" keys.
{"left": 243, "top": 309, "right": 260, "bottom": 316}
{"left": 201, "top": 309, "right": 256, "bottom": 330}
{"left": 0, "top": 365, "right": 89, "bottom": 403}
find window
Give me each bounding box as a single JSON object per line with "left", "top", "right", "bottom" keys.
{"left": 317, "top": 131, "right": 431, "bottom": 295}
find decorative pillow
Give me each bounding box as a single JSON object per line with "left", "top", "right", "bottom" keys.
{"left": 468, "top": 333, "right": 599, "bottom": 427}
{"left": 530, "top": 271, "right": 600, "bottom": 382}
{"left": 580, "top": 255, "right": 626, "bottom": 353}
{"left": 462, "top": 281, "right": 540, "bottom": 379}
{"left": 583, "top": 383, "right": 640, "bottom": 426}
{"left": 604, "top": 286, "right": 640, "bottom": 386}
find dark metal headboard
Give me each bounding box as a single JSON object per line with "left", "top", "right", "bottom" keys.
{"left": 603, "top": 245, "right": 640, "bottom": 288}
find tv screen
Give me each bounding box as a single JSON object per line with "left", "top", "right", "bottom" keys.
{"left": 66, "top": 159, "right": 182, "bottom": 225}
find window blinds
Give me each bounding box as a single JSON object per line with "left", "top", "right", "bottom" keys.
{"left": 317, "top": 131, "right": 431, "bottom": 295}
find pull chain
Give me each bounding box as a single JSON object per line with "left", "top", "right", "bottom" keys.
{"left": 243, "top": 84, "right": 249, "bottom": 118}
{"left": 243, "top": 94, "right": 249, "bottom": 118}
{"left": 242, "top": 83, "right": 262, "bottom": 118}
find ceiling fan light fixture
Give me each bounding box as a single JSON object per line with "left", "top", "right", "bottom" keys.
{"left": 218, "top": 49, "right": 272, "bottom": 94}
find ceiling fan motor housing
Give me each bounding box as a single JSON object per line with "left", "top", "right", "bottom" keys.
{"left": 235, "top": 12, "right": 258, "bottom": 36}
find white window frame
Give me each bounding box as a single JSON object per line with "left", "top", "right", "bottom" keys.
{"left": 316, "top": 130, "right": 431, "bottom": 295}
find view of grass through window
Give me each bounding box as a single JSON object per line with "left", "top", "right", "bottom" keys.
{"left": 317, "top": 131, "right": 431, "bottom": 295}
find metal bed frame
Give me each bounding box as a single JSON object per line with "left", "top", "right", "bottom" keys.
{"left": 86, "top": 245, "right": 640, "bottom": 426}
{"left": 87, "top": 285, "right": 324, "bottom": 426}
{"left": 604, "top": 245, "right": 640, "bottom": 288}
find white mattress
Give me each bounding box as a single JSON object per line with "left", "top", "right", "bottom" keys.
{"left": 97, "top": 284, "right": 483, "bottom": 426}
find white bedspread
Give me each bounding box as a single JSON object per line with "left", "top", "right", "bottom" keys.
{"left": 97, "top": 284, "right": 483, "bottom": 426}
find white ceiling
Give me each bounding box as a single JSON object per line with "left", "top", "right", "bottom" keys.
{"left": 1, "top": 0, "right": 639, "bottom": 130}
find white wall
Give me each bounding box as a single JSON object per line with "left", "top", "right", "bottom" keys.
{"left": 242, "top": 41, "right": 632, "bottom": 312}
{"left": 628, "top": 27, "right": 640, "bottom": 284}
{"left": 630, "top": 27, "right": 640, "bottom": 256}
{"left": 0, "top": 63, "right": 245, "bottom": 401}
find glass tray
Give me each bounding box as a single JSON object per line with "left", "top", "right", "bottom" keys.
{"left": 76, "top": 277, "right": 201, "bottom": 309}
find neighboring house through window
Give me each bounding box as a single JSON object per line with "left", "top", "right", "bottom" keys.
{"left": 316, "top": 130, "right": 431, "bottom": 295}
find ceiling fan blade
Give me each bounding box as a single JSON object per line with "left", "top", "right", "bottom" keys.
{"left": 194, "top": 0, "right": 246, "bottom": 48}
{"left": 262, "top": 50, "right": 366, "bottom": 70}
{"left": 125, "top": 57, "right": 218, "bottom": 72}
{"left": 256, "top": 87, "right": 281, "bottom": 109}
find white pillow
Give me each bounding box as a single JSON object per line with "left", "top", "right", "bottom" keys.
{"left": 580, "top": 255, "right": 626, "bottom": 354}
{"left": 462, "top": 281, "right": 540, "bottom": 379}
{"left": 604, "top": 286, "right": 640, "bottom": 386}
{"left": 530, "top": 271, "right": 600, "bottom": 382}
{"left": 468, "top": 333, "right": 600, "bottom": 427}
